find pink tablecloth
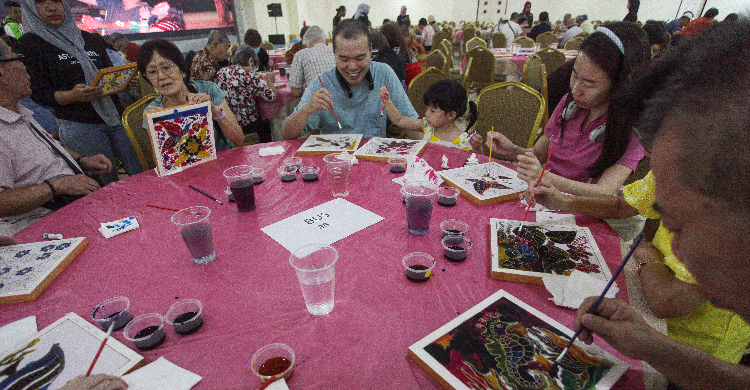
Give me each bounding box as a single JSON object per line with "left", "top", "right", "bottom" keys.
{"left": 8, "top": 141, "right": 644, "bottom": 390}
{"left": 258, "top": 75, "right": 295, "bottom": 121}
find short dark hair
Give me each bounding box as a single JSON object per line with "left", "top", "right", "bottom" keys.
{"left": 679, "top": 15, "right": 691, "bottom": 22}
{"left": 136, "top": 38, "right": 189, "bottom": 85}
{"left": 510, "top": 12, "right": 519, "bottom": 20}
{"left": 380, "top": 22, "right": 409, "bottom": 62}
{"left": 332, "top": 19, "right": 370, "bottom": 52}
{"left": 423, "top": 79, "right": 478, "bottom": 131}
{"left": 4, "top": 1, "right": 19, "bottom": 8}
{"left": 619, "top": 21, "right": 750, "bottom": 213}
{"left": 299, "top": 25, "right": 309, "bottom": 38}
{"left": 244, "top": 29, "right": 262, "bottom": 47}
{"left": 369, "top": 29, "right": 389, "bottom": 52}
{"left": 704, "top": 7, "right": 719, "bottom": 18}
{"left": 418, "top": 18, "right": 427, "bottom": 26}
{"left": 643, "top": 21, "right": 668, "bottom": 46}
{"left": 539, "top": 12, "right": 549, "bottom": 22}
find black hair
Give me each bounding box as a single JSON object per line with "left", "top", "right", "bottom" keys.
{"left": 4, "top": 1, "right": 19, "bottom": 7}
{"left": 243, "top": 29, "right": 262, "bottom": 47}
{"left": 643, "top": 20, "right": 668, "bottom": 46}
{"left": 369, "top": 29, "right": 389, "bottom": 53}
{"left": 299, "top": 25, "right": 309, "bottom": 38}
{"left": 510, "top": 12, "right": 519, "bottom": 19}
{"left": 538, "top": 12, "right": 549, "bottom": 22}
{"left": 619, "top": 21, "right": 750, "bottom": 211}
{"left": 380, "top": 22, "right": 409, "bottom": 63}
{"left": 332, "top": 19, "right": 370, "bottom": 52}
{"left": 136, "top": 38, "right": 189, "bottom": 85}
{"left": 418, "top": 18, "right": 427, "bottom": 26}
{"left": 423, "top": 79, "right": 478, "bottom": 131}
{"left": 704, "top": 7, "right": 719, "bottom": 19}
{"left": 723, "top": 13, "right": 739, "bottom": 23}
{"left": 565, "top": 21, "right": 649, "bottom": 178}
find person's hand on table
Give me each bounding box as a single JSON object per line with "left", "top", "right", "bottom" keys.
{"left": 484, "top": 132, "right": 518, "bottom": 159}
{"left": 525, "top": 178, "right": 567, "bottom": 210}
{"left": 60, "top": 374, "right": 128, "bottom": 390}
{"left": 574, "top": 296, "right": 659, "bottom": 360}
{"left": 79, "top": 155, "right": 113, "bottom": 174}
{"left": 0, "top": 236, "right": 17, "bottom": 247}
{"left": 50, "top": 174, "right": 101, "bottom": 196}
{"left": 304, "top": 88, "right": 333, "bottom": 114}
{"left": 517, "top": 151, "right": 543, "bottom": 184}
{"left": 468, "top": 132, "right": 483, "bottom": 152}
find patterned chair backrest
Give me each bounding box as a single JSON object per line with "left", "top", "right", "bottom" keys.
{"left": 122, "top": 94, "right": 160, "bottom": 171}
{"left": 492, "top": 33, "right": 507, "bottom": 49}
{"left": 407, "top": 67, "right": 448, "bottom": 117}
{"left": 513, "top": 36, "right": 535, "bottom": 48}
{"left": 535, "top": 31, "right": 558, "bottom": 46}
{"left": 465, "top": 36, "right": 488, "bottom": 53}
{"left": 534, "top": 47, "right": 566, "bottom": 73}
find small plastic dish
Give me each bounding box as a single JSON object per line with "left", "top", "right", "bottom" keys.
{"left": 299, "top": 165, "right": 320, "bottom": 182}
{"left": 252, "top": 167, "right": 265, "bottom": 185}
{"left": 437, "top": 186, "right": 460, "bottom": 207}
{"left": 402, "top": 252, "right": 435, "bottom": 283}
{"left": 442, "top": 234, "right": 473, "bottom": 262}
{"left": 440, "top": 219, "right": 469, "bottom": 238}
{"left": 91, "top": 296, "right": 132, "bottom": 331}
{"left": 388, "top": 157, "right": 407, "bottom": 173}
{"left": 283, "top": 157, "right": 302, "bottom": 171}
{"left": 251, "top": 343, "right": 295, "bottom": 383}
{"left": 278, "top": 166, "right": 297, "bottom": 182}
{"left": 123, "top": 313, "right": 165, "bottom": 350}
{"left": 164, "top": 299, "right": 203, "bottom": 335}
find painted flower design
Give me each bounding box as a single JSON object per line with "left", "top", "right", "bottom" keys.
{"left": 55, "top": 243, "right": 71, "bottom": 251}
{"left": 0, "top": 267, "right": 10, "bottom": 275}
{"left": 14, "top": 250, "right": 30, "bottom": 258}
{"left": 16, "top": 267, "right": 33, "bottom": 276}
{"left": 41, "top": 245, "right": 56, "bottom": 252}
{"left": 36, "top": 252, "right": 52, "bottom": 260}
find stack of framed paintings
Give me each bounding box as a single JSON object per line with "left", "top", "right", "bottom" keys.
{"left": 438, "top": 162, "right": 528, "bottom": 206}
{"left": 296, "top": 134, "right": 363, "bottom": 156}
{"left": 489, "top": 219, "right": 611, "bottom": 284}
{"left": 353, "top": 137, "right": 427, "bottom": 162}
{"left": 408, "top": 290, "right": 628, "bottom": 390}
{"left": 90, "top": 63, "right": 139, "bottom": 96}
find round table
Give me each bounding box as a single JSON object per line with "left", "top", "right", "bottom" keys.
{"left": 7, "top": 140, "right": 644, "bottom": 389}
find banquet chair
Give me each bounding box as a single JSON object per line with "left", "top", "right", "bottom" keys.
{"left": 122, "top": 94, "right": 160, "bottom": 171}
{"left": 441, "top": 39, "right": 461, "bottom": 76}
{"left": 260, "top": 41, "right": 275, "bottom": 51}
{"left": 138, "top": 73, "right": 157, "bottom": 97}
{"left": 534, "top": 47, "right": 566, "bottom": 73}
{"left": 473, "top": 82, "right": 545, "bottom": 158}
{"left": 491, "top": 33, "right": 507, "bottom": 49}
{"left": 407, "top": 67, "right": 447, "bottom": 117}
{"left": 425, "top": 50, "right": 446, "bottom": 73}
{"left": 513, "top": 36, "right": 535, "bottom": 48}
{"left": 465, "top": 36, "right": 487, "bottom": 52}
{"left": 573, "top": 32, "right": 590, "bottom": 40}
{"left": 433, "top": 31, "right": 449, "bottom": 48}
{"left": 535, "top": 31, "right": 558, "bottom": 47}
{"left": 564, "top": 37, "right": 584, "bottom": 51}
{"left": 523, "top": 56, "right": 549, "bottom": 139}
{"left": 462, "top": 48, "right": 495, "bottom": 94}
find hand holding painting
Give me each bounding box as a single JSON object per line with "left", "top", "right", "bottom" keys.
{"left": 549, "top": 233, "right": 644, "bottom": 377}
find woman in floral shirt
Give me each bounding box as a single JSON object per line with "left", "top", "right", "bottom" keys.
{"left": 214, "top": 45, "right": 277, "bottom": 143}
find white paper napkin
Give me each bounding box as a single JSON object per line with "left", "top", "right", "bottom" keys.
{"left": 99, "top": 216, "right": 139, "bottom": 239}
{"left": 391, "top": 156, "right": 443, "bottom": 186}
{"left": 543, "top": 270, "right": 618, "bottom": 309}
{"left": 0, "top": 316, "right": 37, "bottom": 356}
{"left": 259, "top": 146, "right": 285, "bottom": 156}
{"left": 266, "top": 378, "right": 290, "bottom": 390}
{"left": 122, "top": 357, "right": 202, "bottom": 390}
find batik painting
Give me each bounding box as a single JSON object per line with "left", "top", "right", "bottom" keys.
{"left": 90, "top": 63, "right": 139, "bottom": 96}
{"left": 296, "top": 134, "right": 363, "bottom": 156}
{"left": 438, "top": 163, "right": 528, "bottom": 206}
{"left": 0, "top": 313, "right": 142, "bottom": 390}
{"left": 409, "top": 290, "right": 628, "bottom": 390}
{"left": 353, "top": 137, "right": 427, "bottom": 161}
{"left": 0, "top": 238, "right": 87, "bottom": 303}
{"left": 490, "top": 219, "right": 611, "bottom": 284}
{"left": 146, "top": 102, "right": 216, "bottom": 177}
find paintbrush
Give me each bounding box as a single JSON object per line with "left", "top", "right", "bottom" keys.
{"left": 85, "top": 322, "right": 115, "bottom": 377}
{"left": 380, "top": 85, "right": 387, "bottom": 117}
{"left": 318, "top": 76, "right": 342, "bottom": 131}
{"left": 519, "top": 143, "right": 556, "bottom": 231}
{"left": 146, "top": 204, "right": 182, "bottom": 212}
{"left": 548, "top": 233, "right": 645, "bottom": 378}
{"left": 188, "top": 185, "right": 223, "bottom": 205}
{"left": 487, "top": 126, "right": 494, "bottom": 175}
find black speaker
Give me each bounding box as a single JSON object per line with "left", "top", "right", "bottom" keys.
{"left": 267, "top": 3, "right": 282, "bottom": 17}
{"left": 268, "top": 34, "right": 285, "bottom": 45}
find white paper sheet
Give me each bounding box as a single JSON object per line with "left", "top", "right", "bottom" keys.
{"left": 543, "top": 270, "right": 619, "bottom": 309}
{"left": 0, "top": 316, "right": 36, "bottom": 356}
{"left": 536, "top": 210, "right": 577, "bottom": 226}
{"left": 122, "top": 357, "right": 202, "bottom": 390}
{"left": 259, "top": 146, "right": 285, "bottom": 156}
{"left": 261, "top": 198, "right": 384, "bottom": 252}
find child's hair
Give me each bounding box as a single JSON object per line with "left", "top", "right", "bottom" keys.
{"left": 422, "top": 79, "right": 478, "bottom": 131}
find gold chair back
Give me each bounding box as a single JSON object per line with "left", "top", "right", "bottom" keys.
{"left": 534, "top": 47, "right": 566, "bottom": 73}
{"left": 407, "top": 67, "right": 448, "bottom": 117}
{"left": 122, "top": 94, "right": 160, "bottom": 171}
{"left": 573, "top": 32, "right": 590, "bottom": 40}
{"left": 473, "top": 82, "right": 545, "bottom": 157}
{"left": 564, "top": 37, "right": 584, "bottom": 50}
{"left": 425, "top": 50, "right": 446, "bottom": 73}
{"left": 513, "top": 36, "right": 535, "bottom": 48}
{"left": 260, "top": 41, "right": 275, "bottom": 51}
{"left": 433, "top": 30, "right": 450, "bottom": 48}
{"left": 463, "top": 48, "right": 495, "bottom": 93}
{"left": 465, "top": 36, "right": 487, "bottom": 52}
{"left": 491, "top": 32, "right": 507, "bottom": 49}
{"left": 462, "top": 27, "right": 476, "bottom": 42}
{"left": 138, "top": 73, "right": 157, "bottom": 97}
{"left": 535, "top": 31, "right": 558, "bottom": 46}
{"left": 523, "top": 55, "right": 549, "bottom": 136}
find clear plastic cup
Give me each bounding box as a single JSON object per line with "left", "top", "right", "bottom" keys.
{"left": 402, "top": 252, "right": 435, "bottom": 282}
{"left": 289, "top": 244, "right": 338, "bottom": 315}
{"left": 164, "top": 299, "right": 203, "bottom": 335}
{"left": 323, "top": 153, "right": 352, "bottom": 197}
{"left": 223, "top": 165, "right": 255, "bottom": 212}
{"left": 388, "top": 157, "right": 407, "bottom": 174}
{"left": 283, "top": 157, "right": 302, "bottom": 171}
{"left": 440, "top": 219, "right": 469, "bottom": 237}
{"left": 251, "top": 343, "right": 295, "bottom": 383}
{"left": 171, "top": 206, "right": 215, "bottom": 264}
{"left": 123, "top": 313, "right": 165, "bottom": 350}
{"left": 300, "top": 165, "right": 320, "bottom": 182}
{"left": 252, "top": 167, "right": 265, "bottom": 185}
{"left": 278, "top": 166, "right": 297, "bottom": 182}
{"left": 437, "top": 186, "right": 460, "bottom": 207}
{"left": 442, "top": 234, "right": 473, "bottom": 262}
{"left": 401, "top": 181, "right": 438, "bottom": 235}
{"left": 91, "top": 296, "right": 132, "bottom": 331}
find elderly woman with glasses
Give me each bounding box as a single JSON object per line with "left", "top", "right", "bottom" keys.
{"left": 137, "top": 38, "right": 243, "bottom": 150}
{"left": 16, "top": 0, "right": 143, "bottom": 184}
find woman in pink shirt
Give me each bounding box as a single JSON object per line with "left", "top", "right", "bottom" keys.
{"left": 487, "top": 22, "right": 649, "bottom": 197}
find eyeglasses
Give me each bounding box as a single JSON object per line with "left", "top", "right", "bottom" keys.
{"left": 145, "top": 62, "right": 177, "bottom": 78}
{"left": 0, "top": 54, "right": 25, "bottom": 64}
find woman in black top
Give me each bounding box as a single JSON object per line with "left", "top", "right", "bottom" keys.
{"left": 333, "top": 6, "right": 345, "bottom": 30}
{"left": 17, "top": 0, "right": 142, "bottom": 184}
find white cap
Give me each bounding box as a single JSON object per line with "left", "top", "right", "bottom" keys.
{"left": 499, "top": 14, "right": 510, "bottom": 22}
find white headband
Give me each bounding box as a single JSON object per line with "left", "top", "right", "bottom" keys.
{"left": 595, "top": 26, "right": 625, "bottom": 55}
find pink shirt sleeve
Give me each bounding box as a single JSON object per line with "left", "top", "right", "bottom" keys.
{"left": 616, "top": 132, "right": 644, "bottom": 172}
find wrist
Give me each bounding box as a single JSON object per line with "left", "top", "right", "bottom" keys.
{"left": 637, "top": 258, "right": 663, "bottom": 275}
{"left": 75, "top": 155, "right": 83, "bottom": 166}
{"left": 44, "top": 179, "right": 57, "bottom": 198}
{"left": 214, "top": 109, "right": 226, "bottom": 121}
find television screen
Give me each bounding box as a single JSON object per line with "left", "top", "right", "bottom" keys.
{"left": 66, "top": 0, "right": 236, "bottom": 38}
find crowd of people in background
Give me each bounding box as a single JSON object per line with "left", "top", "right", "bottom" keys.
{"left": 0, "top": 2, "right": 749, "bottom": 388}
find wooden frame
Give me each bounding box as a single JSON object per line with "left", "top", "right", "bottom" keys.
{"left": 90, "top": 63, "right": 139, "bottom": 96}
{"left": 353, "top": 137, "right": 427, "bottom": 162}
{"left": 0, "top": 238, "right": 87, "bottom": 304}
{"left": 438, "top": 162, "right": 527, "bottom": 206}
{"left": 145, "top": 101, "right": 216, "bottom": 177}
{"left": 489, "top": 218, "right": 612, "bottom": 284}
{"left": 408, "top": 289, "right": 628, "bottom": 390}
{"left": 0, "top": 313, "right": 144, "bottom": 388}
{"left": 296, "top": 134, "right": 363, "bottom": 156}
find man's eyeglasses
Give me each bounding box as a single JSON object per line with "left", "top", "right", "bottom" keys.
{"left": 0, "top": 54, "right": 25, "bottom": 64}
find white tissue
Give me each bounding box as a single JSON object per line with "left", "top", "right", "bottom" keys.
{"left": 543, "top": 270, "right": 618, "bottom": 309}
{"left": 122, "top": 357, "right": 202, "bottom": 390}
{"left": 259, "top": 146, "right": 285, "bottom": 156}
{"left": 391, "top": 156, "right": 443, "bottom": 186}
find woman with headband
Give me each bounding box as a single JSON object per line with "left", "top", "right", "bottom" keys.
{"left": 486, "top": 22, "right": 648, "bottom": 202}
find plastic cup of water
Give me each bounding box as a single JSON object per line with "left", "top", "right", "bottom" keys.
{"left": 289, "top": 244, "right": 338, "bottom": 315}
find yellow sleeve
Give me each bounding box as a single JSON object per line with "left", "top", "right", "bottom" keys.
{"left": 623, "top": 171, "right": 660, "bottom": 219}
